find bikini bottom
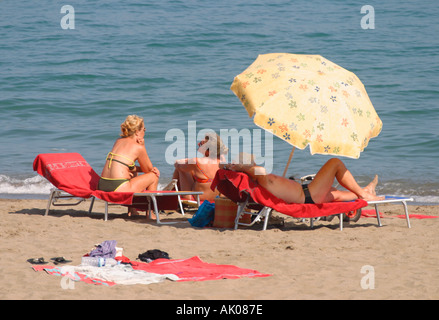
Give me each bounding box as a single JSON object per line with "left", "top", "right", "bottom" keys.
{"left": 97, "top": 177, "right": 129, "bottom": 192}
{"left": 302, "top": 184, "right": 315, "bottom": 204}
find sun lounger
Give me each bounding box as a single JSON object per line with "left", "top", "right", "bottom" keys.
{"left": 33, "top": 153, "right": 202, "bottom": 224}
{"left": 296, "top": 174, "right": 414, "bottom": 229}
{"left": 363, "top": 196, "right": 414, "bottom": 228}
{"left": 211, "top": 169, "right": 413, "bottom": 230}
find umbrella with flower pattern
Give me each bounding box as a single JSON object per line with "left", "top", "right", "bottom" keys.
{"left": 230, "top": 53, "right": 382, "bottom": 175}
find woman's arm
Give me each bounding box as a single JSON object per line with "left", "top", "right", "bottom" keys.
{"left": 136, "top": 144, "right": 154, "bottom": 173}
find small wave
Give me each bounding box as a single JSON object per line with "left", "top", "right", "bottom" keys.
{"left": 0, "top": 175, "right": 52, "bottom": 195}
{"left": 412, "top": 196, "right": 439, "bottom": 205}
{"left": 0, "top": 174, "right": 175, "bottom": 197}
{"left": 302, "top": 32, "right": 331, "bottom": 38}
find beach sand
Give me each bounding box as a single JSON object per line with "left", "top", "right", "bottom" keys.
{"left": 1, "top": 197, "right": 438, "bottom": 300}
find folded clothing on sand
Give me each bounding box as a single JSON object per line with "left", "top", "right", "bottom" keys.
{"left": 89, "top": 240, "right": 117, "bottom": 258}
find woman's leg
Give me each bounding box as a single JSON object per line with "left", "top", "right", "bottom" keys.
{"left": 308, "top": 158, "right": 382, "bottom": 203}
{"left": 116, "top": 172, "right": 159, "bottom": 217}
{"left": 127, "top": 172, "right": 159, "bottom": 191}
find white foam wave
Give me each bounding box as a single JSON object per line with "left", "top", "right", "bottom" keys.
{"left": 410, "top": 196, "right": 439, "bottom": 205}
{"left": 0, "top": 174, "right": 172, "bottom": 197}
{"left": 0, "top": 174, "right": 52, "bottom": 195}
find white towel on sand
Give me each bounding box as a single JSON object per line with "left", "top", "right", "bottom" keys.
{"left": 60, "top": 264, "right": 179, "bottom": 285}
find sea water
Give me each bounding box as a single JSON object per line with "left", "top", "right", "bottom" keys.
{"left": 1, "top": 0, "right": 438, "bottom": 204}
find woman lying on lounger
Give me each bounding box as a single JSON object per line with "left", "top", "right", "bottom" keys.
{"left": 98, "top": 115, "right": 160, "bottom": 215}
{"left": 220, "top": 158, "right": 384, "bottom": 204}
{"left": 173, "top": 132, "right": 228, "bottom": 202}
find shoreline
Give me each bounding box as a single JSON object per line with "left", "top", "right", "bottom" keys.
{"left": 2, "top": 193, "right": 439, "bottom": 207}
{"left": 1, "top": 198, "right": 439, "bottom": 300}
{"left": 1, "top": 173, "right": 439, "bottom": 205}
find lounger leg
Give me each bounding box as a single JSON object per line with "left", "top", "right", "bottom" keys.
{"left": 150, "top": 196, "right": 161, "bottom": 224}
{"left": 172, "top": 182, "right": 185, "bottom": 215}
{"left": 375, "top": 204, "right": 382, "bottom": 227}
{"left": 178, "top": 195, "right": 185, "bottom": 215}
{"left": 402, "top": 201, "right": 411, "bottom": 228}
{"left": 104, "top": 202, "right": 108, "bottom": 221}
{"left": 339, "top": 213, "right": 343, "bottom": 231}
{"left": 262, "top": 208, "right": 272, "bottom": 231}
{"left": 234, "top": 201, "right": 247, "bottom": 230}
{"left": 88, "top": 196, "right": 95, "bottom": 214}
{"left": 45, "top": 190, "right": 56, "bottom": 216}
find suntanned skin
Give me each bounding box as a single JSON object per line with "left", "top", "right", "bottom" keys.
{"left": 173, "top": 138, "right": 221, "bottom": 202}
{"left": 221, "top": 158, "right": 384, "bottom": 204}
{"left": 101, "top": 122, "right": 160, "bottom": 218}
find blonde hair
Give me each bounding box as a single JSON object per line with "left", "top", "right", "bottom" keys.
{"left": 120, "top": 115, "right": 144, "bottom": 138}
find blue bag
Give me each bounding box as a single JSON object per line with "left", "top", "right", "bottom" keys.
{"left": 188, "top": 201, "right": 215, "bottom": 228}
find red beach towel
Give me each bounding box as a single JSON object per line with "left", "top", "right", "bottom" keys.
{"left": 33, "top": 152, "right": 100, "bottom": 199}
{"left": 129, "top": 256, "right": 271, "bottom": 282}
{"left": 361, "top": 209, "right": 439, "bottom": 220}
{"left": 211, "top": 170, "right": 367, "bottom": 219}
{"left": 33, "top": 153, "right": 134, "bottom": 205}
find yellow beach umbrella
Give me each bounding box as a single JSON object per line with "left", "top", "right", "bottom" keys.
{"left": 231, "top": 53, "right": 382, "bottom": 175}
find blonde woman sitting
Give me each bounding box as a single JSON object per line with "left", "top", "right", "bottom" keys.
{"left": 173, "top": 132, "right": 228, "bottom": 202}
{"left": 98, "top": 115, "right": 160, "bottom": 216}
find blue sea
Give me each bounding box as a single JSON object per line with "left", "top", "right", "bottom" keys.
{"left": 1, "top": 0, "right": 438, "bottom": 204}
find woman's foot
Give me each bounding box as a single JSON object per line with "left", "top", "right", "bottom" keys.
{"left": 128, "top": 207, "right": 140, "bottom": 217}
{"left": 147, "top": 212, "right": 157, "bottom": 220}
{"left": 128, "top": 208, "right": 157, "bottom": 220}
{"left": 364, "top": 175, "right": 378, "bottom": 195}
{"left": 360, "top": 175, "right": 385, "bottom": 201}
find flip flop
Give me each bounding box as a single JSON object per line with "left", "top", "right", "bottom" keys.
{"left": 50, "top": 257, "right": 72, "bottom": 265}
{"left": 27, "top": 257, "right": 48, "bottom": 265}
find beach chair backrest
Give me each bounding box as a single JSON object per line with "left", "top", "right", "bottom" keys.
{"left": 33, "top": 153, "right": 100, "bottom": 198}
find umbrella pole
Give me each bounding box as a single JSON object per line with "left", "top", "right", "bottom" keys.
{"left": 282, "top": 147, "right": 295, "bottom": 177}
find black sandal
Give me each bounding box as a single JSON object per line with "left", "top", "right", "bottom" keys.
{"left": 27, "top": 257, "right": 48, "bottom": 265}
{"left": 51, "top": 257, "right": 72, "bottom": 265}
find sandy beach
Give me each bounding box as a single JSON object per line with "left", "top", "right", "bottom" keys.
{"left": 1, "top": 197, "right": 438, "bottom": 300}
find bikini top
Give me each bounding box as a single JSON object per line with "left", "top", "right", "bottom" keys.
{"left": 106, "top": 152, "right": 136, "bottom": 171}
{"left": 191, "top": 159, "right": 213, "bottom": 184}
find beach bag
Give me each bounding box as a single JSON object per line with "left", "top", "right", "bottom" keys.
{"left": 188, "top": 200, "right": 215, "bottom": 227}
{"left": 214, "top": 196, "right": 251, "bottom": 228}
{"left": 138, "top": 249, "right": 170, "bottom": 263}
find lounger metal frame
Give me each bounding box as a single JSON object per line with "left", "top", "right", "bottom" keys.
{"left": 44, "top": 185, "right": 202, "bottom": 225}
{"left": 232, "top": 192, "right": 414, "bottom": 231}
{"left": 364, "top": 196, "right": 414, "bottom": 229}
{"left": 45, "top": 188, "right": 95, "bottom": 216}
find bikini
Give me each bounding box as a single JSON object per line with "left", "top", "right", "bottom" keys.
{"left": 105, "top": 152, "right": 136, "bottom": 171}
{"left": 302, "top": 184, "right": 315, "bottom": 204}
{"left": 191, "top": 159, "right": 213, "bottom": 184}
{"left": 97, "top": 152, "right": 136, "bottom": 192}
